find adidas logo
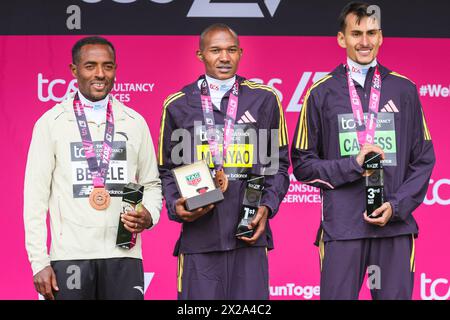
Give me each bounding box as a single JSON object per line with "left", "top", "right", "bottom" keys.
{"left": 237, "top": 111, "right": 257, "bottom": 124}
{"left": 380, "top": 100, "right": 399, "bottom": 112}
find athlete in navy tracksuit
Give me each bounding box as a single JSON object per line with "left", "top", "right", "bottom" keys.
{"left": 291, "top": 3, "right": 435, "bottom": 299}
{"left": 158, "top": 24, "right": 289, "bottom": 300}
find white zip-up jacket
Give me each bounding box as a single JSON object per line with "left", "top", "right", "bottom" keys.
{"left": 24, "top": 94, "right": 162, "bottom": 275}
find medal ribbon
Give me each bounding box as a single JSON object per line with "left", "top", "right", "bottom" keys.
{"left": 346, "top": 65, "right": 381, "bottom": 146}
{"left": 200, "top": 78, "right": 239, "bottom": 170}
{"left": 73, "top": 92, "right": 115, "bottom": 188}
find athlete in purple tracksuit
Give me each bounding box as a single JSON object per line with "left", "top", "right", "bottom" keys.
{"left": 291, "top": 2, "right": 435, "bottom": 299}
{"left": 158, "top": 24, "right": 289, "bottom": 299}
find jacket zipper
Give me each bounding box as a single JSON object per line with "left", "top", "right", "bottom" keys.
{"left": 57, "top": 197, "right": 63, "bottom": 236}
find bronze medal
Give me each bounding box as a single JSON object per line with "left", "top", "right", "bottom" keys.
{"left": 362, "top": 170, "right": 374, "bottom": 177}
{"left": 89, "top": 187, "right": 111, "bottom": 210}
{"left": 214, "top": 169, "right": 228, "bottom": 193}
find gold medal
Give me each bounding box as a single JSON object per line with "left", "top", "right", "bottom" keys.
{"left": 214, "top": 169, "right": 228, "bottom": 193}
{"left": 89, "top": 187, "right": 111, "bottom": 210}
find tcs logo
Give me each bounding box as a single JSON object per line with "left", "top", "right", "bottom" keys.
{"left": 37, "top": 73, "right": 76, "bottom": 102}
{"left": 424, "top": 178, "right": 450, "bottom": 206}
{"left": 421, "top": 273, "right": 450, "bottom": 300}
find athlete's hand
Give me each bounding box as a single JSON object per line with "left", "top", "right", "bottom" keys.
{"left": 175, "top": 197, "right": 214, "bottom": 222}
{"left": 363, "top": 202, "right": 393, "bottom": 227}
{"left": 239, "top": 206, "right": 269, "bottom": 245}
{"left": 121, "top": 203, "right": 153, "bottom": 233}
{"left": 355, "top": 143, "right": 385, "bottom": 167}
{"left": 33, "top": 266, "right": 59, "bottom": 300}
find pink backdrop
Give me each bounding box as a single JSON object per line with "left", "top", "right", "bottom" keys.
{"left": 1, "top": 35, "right": 449, "bottom": 300}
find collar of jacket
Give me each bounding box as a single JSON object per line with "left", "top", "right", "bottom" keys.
{"left": 332, "top": 62, "right": 392, "bottom": 89}
{"left": 184, "top": 74, "right": 247, "bottom": 108}
{"left": 60, "top": 92, "right": 127, "bottom": 123}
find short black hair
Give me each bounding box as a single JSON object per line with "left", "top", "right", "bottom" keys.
{"left": 338, "top": 2, "right": 378, "bottom": 32}
{"left": 71, "top": 36, "right": 116, "bottom": 64}
{"left": 199, "top": 23, "right": 239, "bottom": 50}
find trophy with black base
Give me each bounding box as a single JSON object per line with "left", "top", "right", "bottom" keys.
{"left": 363, "top": 152, "right": 384, "bottom": 218}
{"left": 236, "top": 175, "right": 265, "bottom": 238}
{"left": 116, "top": 182, "right": 143, "bottom": 249}
{"left": 172, "top": 160, "right": 224, "bottom": 211}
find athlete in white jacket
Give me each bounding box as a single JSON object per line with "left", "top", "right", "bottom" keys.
{"left": 24, "top": 36, "right": 162, "bottom": 300}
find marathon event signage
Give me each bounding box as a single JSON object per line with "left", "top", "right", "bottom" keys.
{"left": 1, "top": 0, "right": 449, "bottom": 37}
{"left": 1, "top": 1, "right": 449, "bottom": 300}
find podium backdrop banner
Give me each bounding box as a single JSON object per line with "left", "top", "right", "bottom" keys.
{"left": 1, "top": 35, "right": 449, "bottom": 300}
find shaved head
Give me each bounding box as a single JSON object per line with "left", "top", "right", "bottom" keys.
{"left": 199, "top": 23, "right": 239, "bottom": 50}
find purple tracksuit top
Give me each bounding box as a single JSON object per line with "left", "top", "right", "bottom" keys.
{"left": 159, "top": 75, "right": 290, "bottom": 255}
{"left": 291, "top": 63, "right": 435, "bottom": 243}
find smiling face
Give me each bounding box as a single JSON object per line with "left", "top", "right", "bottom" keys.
{"left": 337, "top": 13, "right": 383, "bottom": 65}
{"left": 70, "top": 44, "right": 116, "bottom": 101}
{"left": 197, "top": 28, "right": 242, "bottom": 80}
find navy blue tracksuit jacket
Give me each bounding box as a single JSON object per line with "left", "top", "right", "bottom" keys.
{"left": 158, "top": 75, "right": 290, "bottom": 255}
{"left": 291, "top": 63, "right": 435, "bottom": 243}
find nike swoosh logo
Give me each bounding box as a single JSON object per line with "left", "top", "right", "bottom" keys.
{"left": 116, "top": 132, "right": 129, "bottom": 140}
{"left": 133, "top": 286, "right": 144, "bottom": 294}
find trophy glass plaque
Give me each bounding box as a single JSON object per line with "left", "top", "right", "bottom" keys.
{"left": 172, "top": 160, "right": 224, "bottom": 211}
